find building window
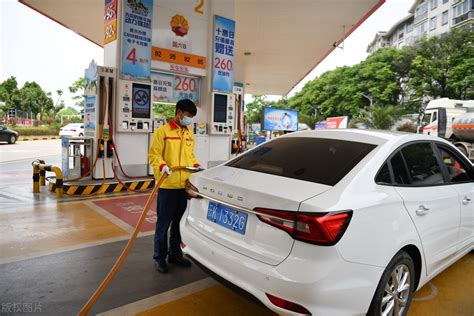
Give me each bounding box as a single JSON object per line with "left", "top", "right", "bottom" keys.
{"left": 430, "top": 0, "right": 437, "bottom": 9}
{"left": 430, "top": 16, "right": 437, "bottom": 30}
{"left": 417, "top": 21, "right": 428, "bottom": 35}
{"left": 442, "top": 10, "right": 449, "bottom": 25}
{"left": 442, "top": 0, "right": 448, "bottom": 3}
{"left": 454, "top": 0, "right": 470, "bottom": 18}
{"left": 406, "top": 22, "right": 414, "bottom": 32}
{"left": 415, "top": 2, "right": 429, "bottom": 22}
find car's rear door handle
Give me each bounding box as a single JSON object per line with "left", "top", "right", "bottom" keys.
{"left": 462, "top": 196, "right": 472, "bottom": 205}
{"left": 415, "top": 205, "right": 430, "bottom": 216}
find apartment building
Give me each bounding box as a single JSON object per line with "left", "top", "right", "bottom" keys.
{"left": 367, "top": 0, "right": 473, "bottom": 54}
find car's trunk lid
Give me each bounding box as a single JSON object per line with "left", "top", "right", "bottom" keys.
{"left": 185, "top": 166, "right": 331, "bottom": 265}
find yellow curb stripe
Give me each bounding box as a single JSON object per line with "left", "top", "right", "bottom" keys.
{"left": 141, "top": 181, "right": 151, "bottom": 190}
{"left": 113, "top": 184, "right": 123, "bottom": 193}
{"left": 82, "top": 185, "right": 96, "bottom": 195}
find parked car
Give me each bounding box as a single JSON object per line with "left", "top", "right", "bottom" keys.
{"left": 182, "top": 129, "right": 473, "bottom": 316}
{"left": 59, "top": 123, "right": 84, "bottom": 137}
{"left": 0, "top": 124, "right": 19, "bottom": 144}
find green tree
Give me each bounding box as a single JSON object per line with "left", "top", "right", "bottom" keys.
{"left": 0, "top": 77, "right": 22, "bottom": 116}
{"left": 19, "top": 81, "right": 54, "bottom": 120}
{"left": 408, "top": 27, "right": 474, "bottom": 100}
{"left": 69, "top": 77, "right": 87, "bottom": 108}
{"left": 245, "top": 95, "right": 271, "bottom": 124}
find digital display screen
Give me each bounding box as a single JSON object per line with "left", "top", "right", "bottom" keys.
{"left": 132, "top": 83, "right": 151, "bottom": 119}
{"left": 213, "top": 94, "right": 227, "bottom": 123}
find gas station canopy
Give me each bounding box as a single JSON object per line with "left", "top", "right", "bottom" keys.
{"left": 20, "top": 0, "right": 384, "bottom": 95}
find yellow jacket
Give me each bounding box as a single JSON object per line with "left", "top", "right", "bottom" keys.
{"left": 148, "top": 120, "right": 200, "bottom": 189}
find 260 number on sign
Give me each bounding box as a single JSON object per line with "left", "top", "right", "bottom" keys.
{"left": 175, "top": 77, "right": 197, "bottom": 92}
{"left": 214, "top": 57, "right": 233, "bottom": 71}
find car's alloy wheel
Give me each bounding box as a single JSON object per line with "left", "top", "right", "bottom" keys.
{"left": 9, "top": 135, "right": 16, "bottom": 144}
{"left": 380, "top": 264, "right": 411, "bottom": 316}
{"left": 367, "top": 251, "right": 415, "bottom": 316}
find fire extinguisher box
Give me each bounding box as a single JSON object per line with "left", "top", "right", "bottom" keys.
{"left": 61, "top": 136, "right": 93, "bottom": 181}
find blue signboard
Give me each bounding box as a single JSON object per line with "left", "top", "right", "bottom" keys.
{"left": 121, "top": 0, "right": 153, "bottom": 81}
{"left": 263, "top": 108, "right": 299, "bottom": 132}
{"left": 84, "top": 96, "right": 96, "bottom": 130}
{"left": 212, "top": 15, "right": 235, "bottom": 93}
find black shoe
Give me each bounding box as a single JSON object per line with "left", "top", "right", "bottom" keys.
{"left": 168, "top": 256, "right": 192, "bottom": 268}
{"left": 155, "top": 260, "right": 168, "bottom": 273}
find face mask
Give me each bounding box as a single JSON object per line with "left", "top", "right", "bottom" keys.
{"left": 180, "top": 115, "right": 193, "bottom": 126}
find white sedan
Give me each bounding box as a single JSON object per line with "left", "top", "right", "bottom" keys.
{"left": 59, "top": 123, "right": 84, "bottom": 137}
{"left": 182, "top": 129, "right": 473, "bottom": 316}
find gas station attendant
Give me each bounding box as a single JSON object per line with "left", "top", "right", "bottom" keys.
{"left": 148, "top": 99, "right": 200, "bottom": 274}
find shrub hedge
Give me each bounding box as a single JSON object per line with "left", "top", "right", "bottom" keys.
{"left": 6, "top": 125, "right": 59, "bottom": 136}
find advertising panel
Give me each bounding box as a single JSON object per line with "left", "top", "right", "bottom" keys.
{"left": 121, "top": 0, "right": 153, "bottom": 81}
{"left": 263, "top": 108, "right": 298, "bottom": 131}
{"left": 326, "top": 116, "right": 349, "bottom": 129}
{"left": 152, "top": 0, "right": 208, "bottom": 76}
{"left": 151, "top": 72, "right": 200, "bottom": 105}
{"left": 212, "top": 15, "right": 235, "bottom": 93}
{"left": 104, "top": 0, "right": 117, "bottom": 44}
{"left": 84, "top": 96, "right": 96, "bottom": 130}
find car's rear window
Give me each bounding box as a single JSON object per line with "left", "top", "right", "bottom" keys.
{"left": 227, "top": 137, "right": 377, "bottom": 186}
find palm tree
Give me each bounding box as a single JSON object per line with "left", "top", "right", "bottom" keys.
{"left": 354, "top": 105, "right": 403, "bottom": 130}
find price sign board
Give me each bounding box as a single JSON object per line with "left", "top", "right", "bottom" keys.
{"left": 121, "top": 0, "right": 153, "bottom": 81}
{"left": 152, "top": 72, "right": 200, "bottom": 106}
{"left": 212, "top": 15, "right": 235, "bottom": 93}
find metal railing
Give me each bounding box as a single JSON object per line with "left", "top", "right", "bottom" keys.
{"left": 32, "top": 159, "right": 63, "bottom": 198}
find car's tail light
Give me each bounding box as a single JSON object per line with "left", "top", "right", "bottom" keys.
{"left": 256, "top": 208, "right": 352, "bottom": 246}
{"left": 71, "top": 129, "right": 76, "bottom": 132}
{"left": 185, "top": 180, "right": 201, "bottom": 198}
{"left": 266, "top": 293, "right": 310, "bottom": 314}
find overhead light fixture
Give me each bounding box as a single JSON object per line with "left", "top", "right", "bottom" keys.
{"left": 244, "top": 52, "right": 251, "bottom": 56}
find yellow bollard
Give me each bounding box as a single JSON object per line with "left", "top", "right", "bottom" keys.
{"left": 33, "top": 165, "right": 40, "bottom": 193}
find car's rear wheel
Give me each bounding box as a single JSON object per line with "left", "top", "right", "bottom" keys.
{"left": 367, "top": 251, "right": 415, "bottom": 316}
{"left": 8, "top": 135, "right": 16, "bottom": 144}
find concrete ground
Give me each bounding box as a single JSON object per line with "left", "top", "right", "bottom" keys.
{"left": 0, "top": 140, "right": 472, "bottom": 315}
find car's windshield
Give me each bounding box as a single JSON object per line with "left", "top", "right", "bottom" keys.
{"left": 227, "top": 137, "right": 377, "bottom": 186}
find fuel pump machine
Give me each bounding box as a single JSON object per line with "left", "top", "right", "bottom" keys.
{"left": 113, "top": 79, "right": 153, "bottom": 177}
{"left": 83, "top": 63, "right": 116, "bottom": 180}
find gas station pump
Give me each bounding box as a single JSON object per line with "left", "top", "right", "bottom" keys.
{"left": 113, "top": 79, "right": 153, "bottom": 177}
{"left": 83, "top": 62, "right": 116, "bottom": 180}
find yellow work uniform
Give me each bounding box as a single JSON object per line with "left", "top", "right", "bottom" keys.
{"left": 148, "top": 120, "right": 200, "bottom": 189}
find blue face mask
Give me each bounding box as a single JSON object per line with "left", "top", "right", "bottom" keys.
{"left": 180, "top": 115, "right": 193, "bottom": 126}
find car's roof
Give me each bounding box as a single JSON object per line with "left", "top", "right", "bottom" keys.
{"left": 284, "top": 129, "right": 445, "bottom": 146}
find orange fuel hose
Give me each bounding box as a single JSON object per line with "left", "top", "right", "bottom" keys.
{"left": 78, "top": 166, "right": 188, "bottom": 316}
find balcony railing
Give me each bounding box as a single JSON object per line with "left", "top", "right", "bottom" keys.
{"left": 453, "top": 10, "right": 474, "bottom": 25}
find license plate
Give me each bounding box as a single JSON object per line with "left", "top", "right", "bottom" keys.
{"left": 207, "top": 201, "right": 248, "bottom": 235}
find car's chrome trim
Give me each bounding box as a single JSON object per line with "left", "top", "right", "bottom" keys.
{"left": 190, "top": 190, "right": 291, "bottom": 221}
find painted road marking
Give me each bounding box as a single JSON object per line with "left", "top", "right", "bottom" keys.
{"left": 93, "top": 195, "right": 158, "bottom": 232}
{"left": 98, "top": 278, "right": 218, "bottom": 316}
{"left": 0, "top": 202, "right": 129, "bottom": 263}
